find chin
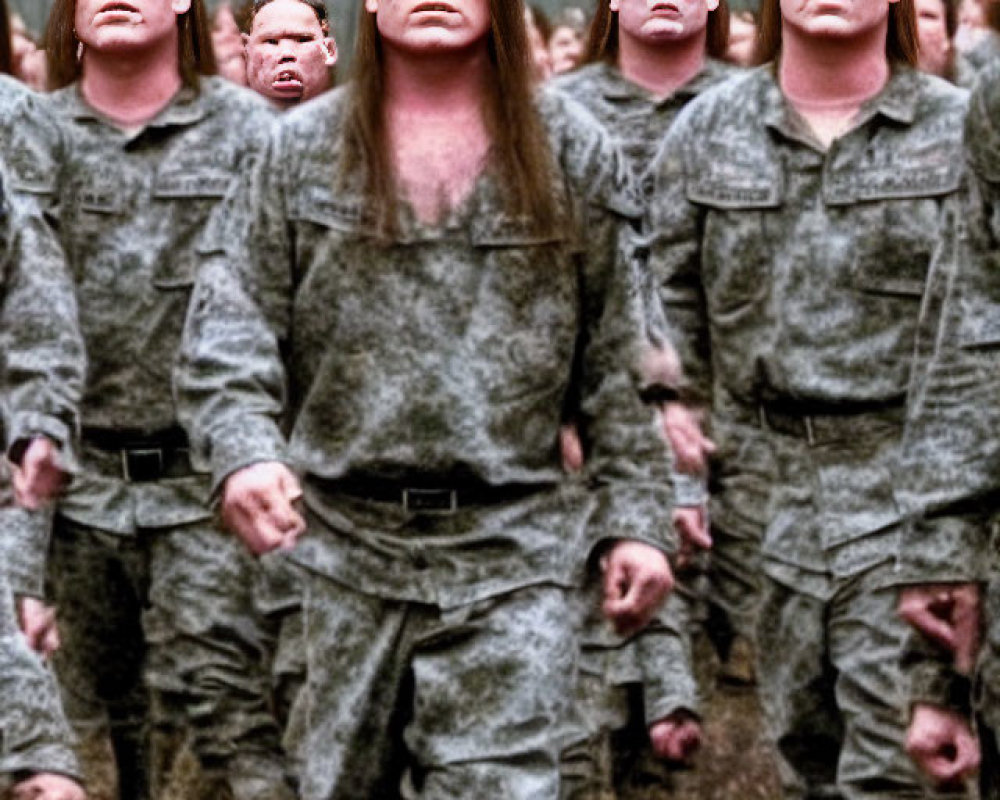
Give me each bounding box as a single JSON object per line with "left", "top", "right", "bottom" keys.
{"left": 85, "top": 31, "right": 155, "bottom": 53}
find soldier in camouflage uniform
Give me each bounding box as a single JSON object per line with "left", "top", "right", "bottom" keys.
{"left": 176, "top": 2, "right": 678, "bottom": 798}
{"left": 645, "top": 0, "right": 971, "bottom": 796}
{"left": 553, "top": 1, "right": 734, "bottom": 796}
{"left": 0, "top": 76, "right": 87, "bottom": 798}
{"left": 896, "top": 61, "right": 1000, "bottom": 794}
{"left": 33, "top": 1, "right": 294, "bottom": 798}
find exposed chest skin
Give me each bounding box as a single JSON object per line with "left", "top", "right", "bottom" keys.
{"left": 388, "top": 105, "right": 491, "bottom": 225}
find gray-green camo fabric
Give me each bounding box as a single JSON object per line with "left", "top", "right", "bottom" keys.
{"left": 177, "top": 83, "right": 677, "bottom": 598}
{"left": 0, "top": 572, "right": 80, "bottom": 785}
{"left": 645, "top": 64, "right": 969, "bottom": 798}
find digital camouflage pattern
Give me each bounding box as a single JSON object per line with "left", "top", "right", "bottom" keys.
{"left": 178, "top": 84, "right": 676, "bottom": 603}
{"left": 553, "top": 59, "right": 734, "bottom": 187}
{"left": 646, "top": 65, "right": 969, "bottom": 798}
{"left": 41, "top": 78, "right": 295, "bottom": 800}
{"left": 177, "top": 83, "right": 675, "bottom": 797}
{"left": 896, "top": 61, "right": 1000, "bottom": 737}
{"left": 0, "top": 570, "right": 80, "bottom": 785}
{"left": 553, "top": 59, "right": 732, "bottom": 792}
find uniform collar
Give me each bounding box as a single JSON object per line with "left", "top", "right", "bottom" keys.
{"left": 59, "top": 80, "right": 211, "bottom": 131}
{"left": 761, "top": 63, "right": 921, "bottom": 143}
{"left": 598, "top": 58, "right": 728, "bottom": 107}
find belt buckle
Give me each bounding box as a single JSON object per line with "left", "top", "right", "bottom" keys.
{"left": 122, "top": 448, "right": 164, "bottom": 483}
{"left": 402, "top": 488, "right": 458, "bottom": 515}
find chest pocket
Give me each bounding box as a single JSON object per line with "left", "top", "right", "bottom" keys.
{"left": 291, "top": 183, "right": 368, "bottom": 233}
{"left": 827, "top": 145, "right": 962, "bottom": 300}
{"left": 687, "top": 156, "right": 783, "bottom": 314}
{"left": 151, "top": 166, "right": 234, "bottom": 288}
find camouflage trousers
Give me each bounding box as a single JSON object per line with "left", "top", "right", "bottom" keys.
{"left": 560, "top": 587, "right": 699, "bottom": 800}
{"left": 757, "top": 563, "right": 966, "bottom": 800}
{"left": 48, "top": 516, "right": 296, "bottom": 800}
{"left": 293, "top": 570, "right": 583, "bottom": 800}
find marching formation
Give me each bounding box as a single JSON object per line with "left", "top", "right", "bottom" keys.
{"left": 0, "top": 1, "right": 999, "bottom": 800}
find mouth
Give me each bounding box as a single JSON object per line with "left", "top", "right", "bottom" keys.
{"left": 649, "top": 1, "right": 681, "bottom": 15}
{"left": 412, "top": 2, "right": 459, "bottom": 14}
{"left": 96, "top": 1, "right": 141, "bottom": 22}
{"left": 272, "top": 68, "right": 304, "bottom": 93}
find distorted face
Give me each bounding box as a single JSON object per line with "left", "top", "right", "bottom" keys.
{"left": 245, "top": 0, "right": 337, "bottom": 108}
{"left": 548, "top": 24, "right": 582, "bottom": 73}
{"left": 915, "top": 0, "right": 951, "bottom": 76}
{"left": 726, "top": 11, "right": 757, "bottom": 64}
{"left": 611, "top": 0, "right": 720, "bottom": 45}
{"left": 75, "top": 0, "right": 191, "bottom": 54}
{"left": 364, "top": 0, "right": 492, "bottom": 55}
{"left": 779, "top": 0, "right": 901, "bottom": 41}
{"left": 524, "top": 7, "right": 553, "bottom": 80}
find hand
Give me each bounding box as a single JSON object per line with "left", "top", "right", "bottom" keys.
{"left": 221, "top": 462, "right": 305, "bottom": 556}
{"left": 906, "top": 703, "right": 979, "bottom": 789}
{"left": 674, "top": 505, "right": 711, "bottom": 570}
{"left": 559, "top": 424, "right": 584, "bottom": 474}
{"left": 12, "top": 773, "right": 87, "bottom": 800}
{"left": 17, "top": 597, "right": 60, "bottom": 659}
{"left": 899, "top": 583, "right": 982, "bottom": 675}
{"left": 602, "top": 541, "right": 674, "bottom": 637}
{"left": 11, "top": 438, "right": 67, "bottom": 509}
{"left": 661, "top": 404, "right": 715, "bottom": 476}
{"left": 649, "top": 711, "right": 703, "bottom": 763}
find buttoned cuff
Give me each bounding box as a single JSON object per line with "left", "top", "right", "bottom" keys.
{"left": 671, "top": 473, "right": 707, "bottom": 507}
{"left": 5, "top": 414, "right": 77, "bottom": 475}
{"left": 0, "top": 745, "right": 82, "bottom": 784}
{"left": 1, "top": 506, "right": 51, "bottom": 597}
{"left": 587, "top": 483, "right": 676, "bottom": 562}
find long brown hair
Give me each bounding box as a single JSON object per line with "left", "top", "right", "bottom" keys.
{"left": 0, "top": 0, "right": 11, "bottom": 75}
{"left": 45, "top": 0, "right": 217, "bottom": 90}
{"left": 344, "top": 0, "right": 561, "bottom": 239}
{"left": 754, "top": 0, "right": 919, "bottom": 66}
{"left": 582, "top": 0, "right": 731, "bottom": 64}
{"left": 990, "top": 0, "right": 1000, "bottom": 32}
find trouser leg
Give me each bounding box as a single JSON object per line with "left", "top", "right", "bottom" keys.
{"left": 145, "top": 522, "right": 294, "bottom": 800}
{"left": 49, "top": 519, "right": 153, "bottom": 800}
{"left": 756, "top": 576, "right": 842, "bottom": 800}
{"left": 406, "top": 585, "right": 581, "bottom": 800}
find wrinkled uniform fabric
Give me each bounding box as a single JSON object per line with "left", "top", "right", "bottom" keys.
{"left": 553, "top": 59, "right": 733, "bottom": 798}
{"left": 646, "top": 65, "right": 969, "bottom": 799}
{"left": 895, "top": 62, "right": 1000, "bottom": 794}
{"left": 0, "top": 86, "right": 85, "bottom": 786}
{"left": 43, "top": 78, "right": 294, "bottom": 800}
{"left": 177, "top": 84, "right": 675, "bottom": 800}
{"left": 0, "top": 571, "right": 81, "bottom": 788}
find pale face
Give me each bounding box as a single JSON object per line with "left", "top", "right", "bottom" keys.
{"left": 246, "top": 0, "right": 337, "bottom": 108}
{"left": 549, "top": 25, "right": 582, "bottom": 73}
{"left": 363, "top": 0, "right": 492, "bottom": 55}
{"left": 75, "top": 0, "right": 192, "bottom": 54}
{"left": 779, "top": 0, "right": 900, "bottom": 41}
{"left": 915, "top": 0, "right": 951, "bottom": 77}
{"left": 610, "top": 0, "right": 720, "bottom": 45}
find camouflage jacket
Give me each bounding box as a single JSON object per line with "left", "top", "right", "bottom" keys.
{"left": 646, "top": 66, "right": 968, "bottom": 579}
{"left": 896, "top": 63, "right": 1000, "bottom": 585}
{"left": 553, "top": 59, "right": 734, "bottom": 187}
{"left": 554, "top": 59, "right": 734, "bottom": 508}
{"left": 0, "top": 78, "right": 84, "bottom": 597}
{"left": 44, "top": 78, "right": 273, "bottom": 535}
{"left": 0, "top": 571, "right": 80, "bottom": 781}
{"left": 177, "top": 86, "right": 675, "bottom": 605}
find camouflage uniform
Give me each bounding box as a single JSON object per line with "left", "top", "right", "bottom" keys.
{"left": 553, "top": 59, "right": 734, "bottom": 798}
{"left": 646, "top": 65, "right": 970, "bottom": 799}
{"left": 176, "top": 84, "right": 676, "bottom": 800}
{"left": 0, "top": 570, "right": 82, "bottom": 791}
{"left": 965, "top": 31, "right": 1000, "bottom": 76}
{"left": 42, "top": 78, "right": 295, "bottom": 800}
{"left": 895, "top": 62, "right": 1000, "bottom": 797}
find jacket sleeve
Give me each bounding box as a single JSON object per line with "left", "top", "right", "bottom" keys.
{"left": 0, "top": 171, "right": 84, "bottom": 467}
{"left": 176, "top": 123, "right": 293, "bottom": 494}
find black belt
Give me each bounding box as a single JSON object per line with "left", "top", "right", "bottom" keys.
{"left": 81, "top": 426, "right": 195, "bottom": 483}
{"left": 318, "top": 476, "right": 542, "bottom": 514}
{"left": 749, "top": 402, "right": 905, "bottom": 446}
